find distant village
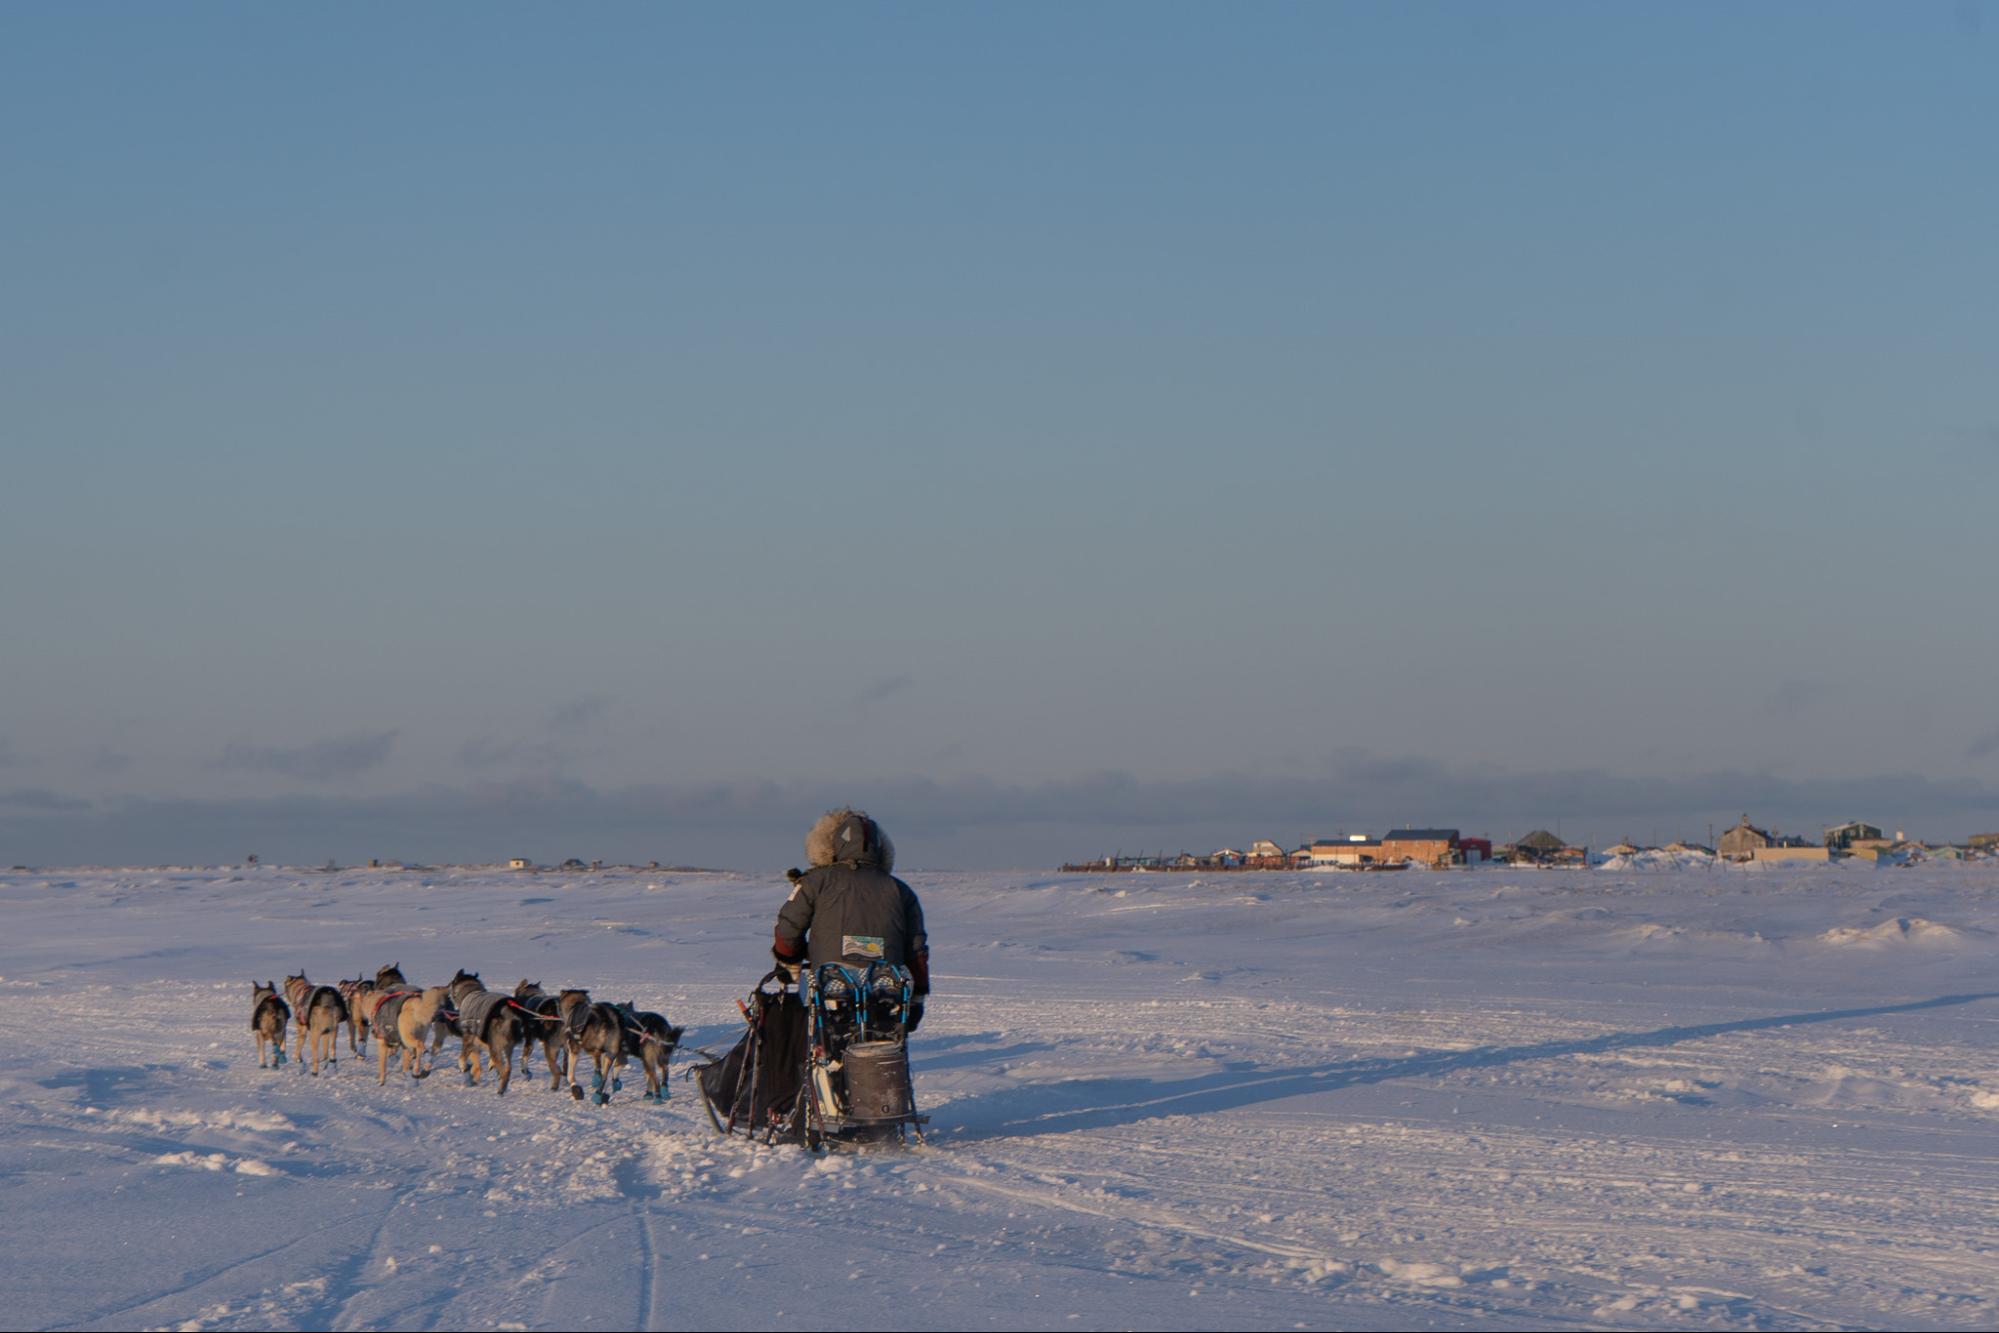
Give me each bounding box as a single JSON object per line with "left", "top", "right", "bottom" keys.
{"left": 1062, "top": 817, "right": 1999, "bottom": 873}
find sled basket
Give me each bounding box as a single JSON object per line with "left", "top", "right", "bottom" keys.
{"left": 693, "top": 970, "right": 809, "bottom": 1140}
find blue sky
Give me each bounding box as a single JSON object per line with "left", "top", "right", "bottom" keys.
{"left": 4, "top": 3, "right": 1996, "bottom": 866}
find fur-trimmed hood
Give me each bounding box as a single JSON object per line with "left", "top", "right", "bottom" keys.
{"left": 806, "top": 808, "right": 895, "bottom": 872}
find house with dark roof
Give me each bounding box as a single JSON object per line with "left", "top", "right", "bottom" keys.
{"left": 1380, "top": 828, "right": 1461, "bottom": 867}
{"left": 1718, "top": 816, "right": 1772, "bottom": 862}
{"left": 1503, "top": 830, "right": 1588, "bottom": 866}
{"left": 1824, "top": 821, "right": 1887, "bottom": 852}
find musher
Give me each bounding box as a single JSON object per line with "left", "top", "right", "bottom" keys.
{"left": 772, "top": 808, "right": 929, "bottom": 1032}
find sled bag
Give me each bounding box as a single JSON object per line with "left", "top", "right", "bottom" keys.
{"left": 697, "top": 992, "right": 809, "bottom": 1130}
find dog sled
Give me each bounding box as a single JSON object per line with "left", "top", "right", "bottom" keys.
{"left": 692, "top": 962, "right": 927, "bottom": 1150}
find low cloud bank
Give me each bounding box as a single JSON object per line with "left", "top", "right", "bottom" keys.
{"left": 4, "top": 756, "right": 1995, "bottom": 870}
{"left": 214, "top": 731, "right": 400, "bottom": 783}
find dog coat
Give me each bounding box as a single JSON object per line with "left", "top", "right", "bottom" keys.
{"left": 456, "top": 988, "right": 505, "bottom": 1037}
{"left": 373, "top": 991, "right": 415, "bottom": 1047}
{"left": 251, "top": 994, "right": 289, "bottom": 1030}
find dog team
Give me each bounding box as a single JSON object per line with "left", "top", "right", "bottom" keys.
{"left": 248, "top": 963, "right": 683, "bottom": 1105}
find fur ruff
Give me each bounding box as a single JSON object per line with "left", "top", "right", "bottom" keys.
{"left": 806, "top": 808, "right": 894, "bottom": 872}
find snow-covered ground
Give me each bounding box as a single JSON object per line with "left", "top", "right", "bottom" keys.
{"left": 4, "top": 863, "right": 1996, "bottom": 1331}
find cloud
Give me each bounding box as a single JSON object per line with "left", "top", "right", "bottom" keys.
{"left": 1968, "top": 725, "right": 1999, "bottom": 760}
{"left": 215, "top": 730, "right": 399, "bottom": 783}
{"left": 1762, "top": 679, "right": 1834, "bottom": 718}
{"left": 547, "top": 695, "right": 612, "bottom": 730}
{"left": 0, "top": 787, "right": 93, "bottom": 813}
{"left": 457, "top": 736, "right": 575, "bottom": 771}
{"left": 455, "top": 695, "right": 617, "bottom": 772}
{"left": 0, "top": 738, "right": 17, "bottom": 767}
{"left": 854, "top": 675, "right": 915, "bottom": 709}
{"left": 4, "top": 753, "right": 1996, "bottom": 869}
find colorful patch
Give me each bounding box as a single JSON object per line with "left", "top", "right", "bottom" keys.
{"left": 842, "top": 934, "right": 886, "bottom": 960}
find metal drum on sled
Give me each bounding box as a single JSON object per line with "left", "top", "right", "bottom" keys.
{"left": 841, "top": 1040, "right": 914, "bottom": 1121}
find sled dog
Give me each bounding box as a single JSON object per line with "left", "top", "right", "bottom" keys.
{"left": 283, "top": 970, "right": 350, "bottom": 1076}
{"left": 612, "top": 1002, "right": 684, "bottom": 1103}
{"left": 336, "top": 973, "right": 375, "bottom": 1055}
{"left": 556, "top": 988, "right": 626, "bottom": 1104}
{"left": 250, "top": 982, "right": 290, "bottom": 1069}
{"left": 374, "top": 984, "right": 448, "bottom": 1084}
{"left": 446, "top": 972, "right": 522, "bottom": 1095}
{"left": 511, "top": 981, "right": 570, "bottom": 1089}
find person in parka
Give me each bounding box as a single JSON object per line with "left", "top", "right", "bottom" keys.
{"left": 773, "top": 808, "right": 929, "bottom": 1031}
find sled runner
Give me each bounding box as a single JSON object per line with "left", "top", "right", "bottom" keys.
{"left": 693, "top": 963, "right": 927, "bottom": 1149}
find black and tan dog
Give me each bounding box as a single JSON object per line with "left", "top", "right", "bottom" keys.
{"left": 250, "top": 981, "right": 290, "bottom": 1069}
{"left": 511, "top": 981, "right": 571, "bottom": 1090}
{"left": 556, "top": 988, "right": 626, "bottom": 1104}
{"left": 283, "top": 970, "right": 350, "bottom": 1076}
{"left": 372, "top": 983, "right": 447, "bottom": 1084}
{"left": 611, "top": 1001, "right": 684, "bottom": 1104}
{"left": 429, "top": 968, "right": 481, "bottom": 1059}
{"left": 444, "top": 971, "right": 522, "bottom": 1095}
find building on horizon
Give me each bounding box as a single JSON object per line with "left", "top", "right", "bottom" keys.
{"left": 1824, "top": 821, "right": 1888, "bottom": 852}
{"left": 1718, "top": 816, "right": 1772, "bottom": 861}
{"left": 1380, "top": 828, "right": 1461, "bottom": 868}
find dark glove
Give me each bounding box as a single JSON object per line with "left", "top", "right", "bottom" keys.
{"left": 770, "top": 946, "right": 802, "bottom": 982}
{"left": 904, "top": 999, "right": 924, "bottom": 1034}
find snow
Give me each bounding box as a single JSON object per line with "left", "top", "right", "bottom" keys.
{"left": 3, "top": 862, "right": 1998, "bottom": 1330}
{"left": 1596, "top": 848, "right": 1717, "bottom": 872}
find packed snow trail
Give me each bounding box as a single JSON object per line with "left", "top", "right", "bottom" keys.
{"left": 2, "top": 865, "right": 1996, "bottom": 1330}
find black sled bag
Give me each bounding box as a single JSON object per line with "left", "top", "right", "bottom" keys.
{"left": 697, "top": 980, "right": 809, "bottom": 1133}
